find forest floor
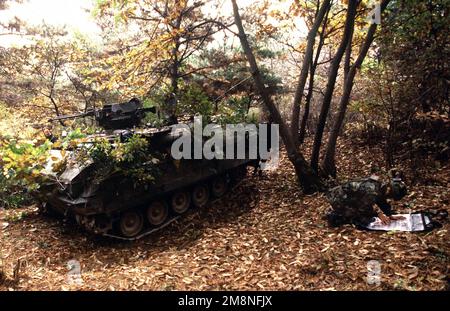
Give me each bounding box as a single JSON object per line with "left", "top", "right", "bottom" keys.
{"left": 1, "top": 138, "right": 449, "bottom": 291}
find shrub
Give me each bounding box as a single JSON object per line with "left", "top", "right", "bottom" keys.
{"left": 0, "top": 137, "right": 52, "bottom": 208}
{"left": 75, "top": 134, "right": 161, "bottom": 185}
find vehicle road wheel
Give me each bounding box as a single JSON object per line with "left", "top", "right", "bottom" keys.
{"left": 192, "top": 184, "right": 210, "bottom": 207}
{"left": 147, "top": 201, "right": 169, "bottom": 226}
{"left": 171, "top": 191, "right": 191, "bottom": 214}
{"left": 119, "top": 210, "right": 144, "bottom": 237}
{"left": 211, "top": 176, "right": 228, "bottom": 197}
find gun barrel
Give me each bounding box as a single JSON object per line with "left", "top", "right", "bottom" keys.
{"left": 47, "top": 101, "right": 155, "bottom": 128}
{"left": 48, "top": 110, "right": 94, "bottom": 122}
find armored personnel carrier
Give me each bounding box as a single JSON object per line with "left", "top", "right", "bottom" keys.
{"left": 37, "top": 98, "right": 260, "bottom": 239}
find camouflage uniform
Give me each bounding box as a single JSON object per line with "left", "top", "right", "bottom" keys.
{"left": 326, "top": 176, "right": 392, "bottom": 226}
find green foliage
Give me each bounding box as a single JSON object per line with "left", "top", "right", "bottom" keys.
{"left": 379, "top": 0, "right": 449, "bottom": 114}
{"left": 255, "top": 48, "right": 277, "bottom": 59}
{"left": 177, "top": 83, "right": 213, "bottom": 119}
{"left": 142, "top": 111, "right": 164, "bottom": 127}
{"left": 0, "top": 122, "right": 165, "bottom": 208}
{"left": 216, "top": 96, "right": 257, "bottom": 125}
{"left": 355, "top": 0, "right": 450, "bottom": 162}
{"left": 0, "top": 137, "right": 52, "bottom": 208}
{"left": 141, "top": 85, "right": 175, "bottom": 126}
{"left": 142, "top": 97, "right": 164, "bottom": 127}
{"left": 60, "top": 128, "right": 88, "bottom": 149}
{"left": 144, "top": 86, "right": 167, "bottom": 110}
{"left": 85, "top": 138, "right": 113, "bottom": 164}
{"left": 0, "top": 177, "right": 28, "bottom": 208}
{"left": 192, "top": 41, "right": 282, "bottom": 105}
{"left": 110, "top": 135, "right": 149, "bottom": 163}
{"left": 78, "top": 134, "right": 160, "bottom": 185}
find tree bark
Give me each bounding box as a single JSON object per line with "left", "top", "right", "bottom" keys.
{"left": 298, "top": 8, "right": 329, "bottom": 145}
{"left": 166, "top": 6, "right": 184, "bottom": 125}
{"left": 321, "top": 0, "right": 391, "bottom": 177}
{"left": 298, "top": 56, "right": 315, "bottom": 145}
{"left": 167, "top": 50, "right": 179, "bottom": 125}
{"left": 231, "top": 0, "right": 324, "bottom": 194}
{"left": 343, "top": 23, "right": 353, "bottom": 82}
{"left": 291, "top": 0, "right": 331, "bottom": 145}
{"left": 310, "top": 0, "right": 358, "bottom": 173}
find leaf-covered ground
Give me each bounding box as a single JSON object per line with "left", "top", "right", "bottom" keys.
{"left": 1, "top": 138, "right": 449, "bottom": 290}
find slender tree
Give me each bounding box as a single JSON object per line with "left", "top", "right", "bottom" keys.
{"left": 321, "top": 0, "right": 391, "bottom": 177}
{"left": 290, "top": 0, "right": 332, "bottom": 145}
{"left": 310, "top": 0, "right": 358, "bottom": 173}
{"left": 96, "top": 0, "right": 230, "bottom": 123}
{"left": 231, "top": 0, "right": 327, "bottom": 194}
{"left": 298, "top": 3, "right": 331, "bottom": 144}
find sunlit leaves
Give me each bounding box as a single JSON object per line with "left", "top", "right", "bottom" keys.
{"left": 77, "top": 134, "right": 158, "bottom": 184}
{"left": 92, "top": 0, "right": 217, "bottom": 104}
{"left": 0, "top": 137, "right": 52, "bottom": 199}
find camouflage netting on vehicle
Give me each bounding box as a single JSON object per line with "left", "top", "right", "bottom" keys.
{"left": 69, "top": 134, "right": 163, "bottom": 185}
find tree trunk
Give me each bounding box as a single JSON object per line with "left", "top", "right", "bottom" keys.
{"left": 231, "top": 0, "right": 324, "bottom": 194}
{"left": 290, "top": 0, "right": 331, "bottom": 145}
{"left": 320, "top": 65, "right": 358, "bottom": 177}
{"left": 343, "top": 25, "right": 353, "bottom": 82}
{"left": 321, "top": 0, "right": 391, "bottom": 177}
{"left": 298, "top": 61, "right": 315, "bottom": 145}
{"left": 298, "top": 9, "right": 329, "bottom": 144}
{"left": 167, "top": 9, "right": 183, "bottom": 125}
{"left": 310, "top": 0, "right": 358, "bottom": 173}
{"left": 167, "top": 53, "right": 179, "bottom": 125}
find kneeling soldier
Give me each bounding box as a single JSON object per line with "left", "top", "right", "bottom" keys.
{"left": 325, "top": 171, "right": 407, "bottom": 227}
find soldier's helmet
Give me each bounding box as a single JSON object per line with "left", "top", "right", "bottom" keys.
{"left": 390, "top": 178, "right": 407, "bottom": 200}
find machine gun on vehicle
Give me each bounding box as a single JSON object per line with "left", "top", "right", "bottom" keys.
{"left": 39, "top": 95, "right": 265, "bottom": 239}
{"left": 49, "top": 98, "right": 156, "bottom": 130}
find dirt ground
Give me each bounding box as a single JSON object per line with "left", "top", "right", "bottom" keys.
{"left": 1, "top": 139, "right": 449, "bottom": 290}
